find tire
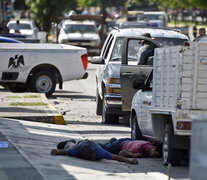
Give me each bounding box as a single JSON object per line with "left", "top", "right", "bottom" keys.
{"left": 96, "top": 89, "right": 102, "bottom": 115}
{"left": 131, "top": 115, "right": 143, "bottom": 140}
{"left": 162, "top": 124, "right": 183, "bottom": 166}
{"left": 102, "top": 92, "right": 119, "bottom": 124}
{"left": 5, "top": 84, "right": 28, "bottom": 93}
{"left": 29, "top": 71, "right": 56, "bottom": 97}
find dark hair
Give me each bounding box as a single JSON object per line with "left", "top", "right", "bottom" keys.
{"left": 77, "top": 145, "right": 96, "bottom": 160}
{"left": 57, "top": 139, "right": 76, "bottom": 150}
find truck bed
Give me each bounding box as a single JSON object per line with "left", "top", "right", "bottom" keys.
{"left": 153, "top": 42, "right": 207, "bottom": 111}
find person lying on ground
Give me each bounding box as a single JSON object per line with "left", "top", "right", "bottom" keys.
{"left": 99, "top": 138, "right": 160, "bottom": 158}
{"left": 56, "top": 138, "right": 159, "bottom": 159}
{"left": 51, "top": 139, "right": 138, "bottom": 165}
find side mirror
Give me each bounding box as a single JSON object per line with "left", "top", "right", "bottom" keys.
{"left": 132, "top": 78, "right": 145, "bottom": 89}
{"left": 91, "top": 56, "right": 104, "bottom": 64}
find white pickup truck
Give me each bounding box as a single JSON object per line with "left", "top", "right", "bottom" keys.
{"left": 129, "top": 42, "right": 207, "bottom": 165}
{"left": 0, "top": 43, "right": 88, "bottom": 96}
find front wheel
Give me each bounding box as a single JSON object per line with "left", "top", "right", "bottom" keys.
{"left": 96, "top": 88, "right": 102, "bottom": 115}
{"left": 29, "top": 71, "right": 56, "bottom": 97}
{"left": 131, "top": 115, "right": 143, "bottom": 140}
{"left": 102, "top": 93, "right": 119, "bottom": 124}
{"left": 162, "top": 124, "right": 183, "bottom": 166}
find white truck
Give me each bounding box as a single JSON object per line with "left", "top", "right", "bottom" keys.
{"left": 130, "top": 42, "right": 207, "bottom": 165}
{"left": 0, "top": 43, "right": 88, "bottom": 96}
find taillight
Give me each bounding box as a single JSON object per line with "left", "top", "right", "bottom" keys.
{"left": 81, "top": 53, "right": 88, "bottom": 70}
{"left": 177, "top": 121, "right": 191, "bottom": 130}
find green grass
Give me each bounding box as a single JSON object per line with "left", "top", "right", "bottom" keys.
{"left": 168, "top": 20, "right": 207, "bottom": 29}
{"left": 23, "top": 95, "right": 40, "bottom": 98}
{"left": 6, "top": 95, "right": 40, "bottom": 98}
{"left": 10, "top": 102, "right": 48, "bottom": 106}
{"left": 6, "top": 96, "right": 22, "bottom": 98}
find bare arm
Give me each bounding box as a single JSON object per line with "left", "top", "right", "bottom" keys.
{"left": 119, "top": 149, "right": 143, "bottom": 158}
{"left": 51, "top": 149, "right": 67, "bottom": 155}
{"left": 112, "top": 154, "right": 138, "bottom": 165}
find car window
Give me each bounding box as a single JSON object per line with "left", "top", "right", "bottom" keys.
{"left": 64, "top": 24, "right": 97, "bottom": 34}
{"left": 138, "top": 14, "right": 165, "bottom": 21}
{"left": 104, "top": 36, "right": 114, "bottom": 60}
{"left": 8, "top": 23, "right": 32, "bottom": 30}
{"left": 111, "top": 38, "right": 143, "bottom": 62}
{"left": 154, "top": 37, "right": 187, "bottom": 46}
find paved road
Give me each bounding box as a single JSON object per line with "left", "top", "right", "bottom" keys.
{"left": 46, "top": 62, "right": 190, "bottom": 180}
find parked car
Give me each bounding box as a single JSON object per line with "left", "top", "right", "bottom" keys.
{"left": 129, "top": 42, "right": 207, "bottom": 165}
{"left": 91, "top": 27, "right": 188, "bottom": 124}
{"left": 7, "top": 19, "right": 39, "bottom": 39}
{"left": 137, "top": 11, "right": 168, "bottom": 28}
{"left": 0, "top": 36, "right": 22, "bottom": 43}
{"left": 58, "top": 20, "right": 101, "bottom": 55}
{"left": 0, "top": 43, "right": 88, "bottom": 96}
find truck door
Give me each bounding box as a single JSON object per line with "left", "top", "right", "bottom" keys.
{"left": 120, "top": 36, "right": 160, "bottom": 111}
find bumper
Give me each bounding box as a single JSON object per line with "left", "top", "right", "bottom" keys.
{"left": 104, "top": 94, "right": 130, "bottom": 116}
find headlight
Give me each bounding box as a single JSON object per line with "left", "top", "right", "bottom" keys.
{"left": 109, "top": 77, "right": 120, "bottom": 84}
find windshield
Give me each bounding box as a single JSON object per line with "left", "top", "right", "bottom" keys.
{"left": 8, "top": 23, "right": 32, "bottom": 30}
{"left": 64, "top": 24, "right": 97, "bottom": 34}
{"left": 138, "top": 14, "right": 165, "bottom": 21}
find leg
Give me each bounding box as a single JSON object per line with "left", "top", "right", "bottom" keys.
{"left": 119, "top": 149, "right": 143, "bottom": 158}
{"left": 51, "top": 149, "right": 67, "bottom": 155}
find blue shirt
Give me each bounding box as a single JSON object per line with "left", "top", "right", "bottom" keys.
{"left": 67, "top": 140, "right": 112, "bottom": 160}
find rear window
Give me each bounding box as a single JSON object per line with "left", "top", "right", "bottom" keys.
{"left": 154, "top": 37, "right": 187, "bottom": 46}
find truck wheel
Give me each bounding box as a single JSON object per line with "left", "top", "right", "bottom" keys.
{"left": 96, "top": 89, "right": 102, "bottom": 115}
{"left": 162, "top": 124, "right": 183, "bottom": 166}
{"left": 102, "top": 93, "right": 118, "bottom": 124}
{"left": 131, "top": 115, "right": 143, "bottom": 140}
{"left": 29, "top": 71, "right": 56, "bottom": 97}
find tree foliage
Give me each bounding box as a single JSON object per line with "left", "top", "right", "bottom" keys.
{"left": 25, "top": 0, "right": 77, "bottom": 31}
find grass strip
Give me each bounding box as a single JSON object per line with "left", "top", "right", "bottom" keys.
{"left": 10, "top": 102, "right": 48, "bottom": 106}
{"left": 23, "top": 95, "right": 40, "bottom": 98}
{"left": 6, "top": 96, "right": 22, "bottom": 98}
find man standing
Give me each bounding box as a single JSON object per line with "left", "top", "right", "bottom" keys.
{"left": 137, "top": 33, "right": 155, "bottom": 65}
{"left": 194, "top": 27, "right": 206, "bottom": 41}
{"left": 14, "top": 20, "right": 20, "bottom": 33}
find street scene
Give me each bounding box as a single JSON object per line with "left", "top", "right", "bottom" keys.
{"left": 0, "top": 0, "right": 207, "bottom": 180}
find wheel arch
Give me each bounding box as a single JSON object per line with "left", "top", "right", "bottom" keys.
{"left": 27, "top": 64, "right": 63, "bottom": 89}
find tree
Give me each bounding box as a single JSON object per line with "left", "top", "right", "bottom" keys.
{"left": 25, "top": 0, "right": 77, "bottom": 32}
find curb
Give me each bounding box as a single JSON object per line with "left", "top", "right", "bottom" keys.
{"left": 0, "top": 92, "right": 66, "bottom": 125}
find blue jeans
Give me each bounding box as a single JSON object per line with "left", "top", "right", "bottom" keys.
{"left": 99, "top": 138, "right": 133, "bottom": 154}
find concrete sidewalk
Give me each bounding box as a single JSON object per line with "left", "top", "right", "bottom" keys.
{"left": 0, "top": 131, "right": 44, "bottom": 180}
{"left": 0, "top": 91, "right": 65, "bottom": 125}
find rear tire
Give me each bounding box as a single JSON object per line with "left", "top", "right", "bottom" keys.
{"left": 131, "top": 114, "right": 143, "bottom": 140}
{"left": 162, "top": 124, "right": 183, "bottom": 166}
{"left": 29, "top": 71, "right": 56, "bottom": 97}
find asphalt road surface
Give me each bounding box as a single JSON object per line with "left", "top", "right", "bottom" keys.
{"left": 47, "top": 62, "right": 190, "bottom": 180}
